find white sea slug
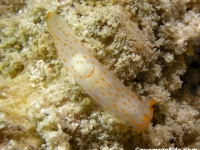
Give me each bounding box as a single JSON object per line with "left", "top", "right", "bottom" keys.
{"left": 47, "top": 12, "right": 156, "bottom": 131}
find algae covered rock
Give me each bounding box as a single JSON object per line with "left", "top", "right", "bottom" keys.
{"left": 0, "top": 0, "right": 200, "bottom": 149}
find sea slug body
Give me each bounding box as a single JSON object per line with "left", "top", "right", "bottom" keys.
{"left": 46, "top": 12, "right": 156, "bottom": 131}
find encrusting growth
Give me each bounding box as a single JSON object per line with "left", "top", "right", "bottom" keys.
{"left": 47, "top": 12, "right": 156, "bottom": 131}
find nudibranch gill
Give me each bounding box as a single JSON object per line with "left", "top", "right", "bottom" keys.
{"left": 46, "top": 12, "right": 156, "bottom": 131}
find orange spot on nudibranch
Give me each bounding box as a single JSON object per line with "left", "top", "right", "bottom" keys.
{"left": 128, "top": 99, "right": 131, "bottom": 102}
{"left": 101, "top": 92, "right": 105, "bottom": 96}
{"left": 113, "top": 82, "right": 117, "bottom": 86}
{"left": 115, "top": 94, "right": 119, "bottom": 97}
{"left": 112, "top": 77, "right": 116, "bottom": 80}
{"left": 112, "top": 104, "right": 118, "bottom": 108}
{"left": 116, "top": 88, "right": 121, "bottom": 91}
{"left": 125, "top": 112, "right": 130, "bottom": 118}
{"left": 100, "top": 77, "right": 105, "bottom": 81}
{"left": 116, "top": 115, "right": 121, "bottom": 118}
{"left": 100, "top": 85, "right": 104, "bottom": 89}
{"left": 102, "top": 82, "right": 106, "bottom": 86}
{"left": 106, "top": 98, "right": 110, "bottom": 102}
{"left": 85, "top": 66, "right": 95, "bottom": 78}
{"left": 130, "top": 94, "right": 135, "bottom": 98}
{"left": 123, "top": 102, "right": 127, "bottom": 105}
{"left": 122, "top": 109, "right": 126, "bottom": 113}
{"left": 105, "top": 106, "right": 109, "bottom": 110}
{"left": 94, "top": 97, "right": 98, "bottom": 101}
{"left": 141, "top": 114, "right": 149, "bottom": 121}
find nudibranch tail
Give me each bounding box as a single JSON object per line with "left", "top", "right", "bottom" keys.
{"left": 46, "top": 12, "right": 156, "bottom": 131}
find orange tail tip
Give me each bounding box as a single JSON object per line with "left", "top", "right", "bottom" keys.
{"left": 147, "top": 99, "right": 156, "bottom": 118}
{"left": 148, "top": 99, "right": 156, "bottom": 108}
{"left": 141, "top": 113, "right": 149, "bottom": 121}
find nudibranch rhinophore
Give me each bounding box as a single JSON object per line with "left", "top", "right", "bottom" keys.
{"left": 46, "top": 12, "right": 156, "bottom": 131}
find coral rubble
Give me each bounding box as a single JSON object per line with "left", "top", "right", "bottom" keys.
{"left": 0, "top": 0, "right": 200, "bottom": 149}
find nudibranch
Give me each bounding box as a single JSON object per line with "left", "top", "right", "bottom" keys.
{"left": 46, "top": 12, "right": 156, "bottom": 131}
